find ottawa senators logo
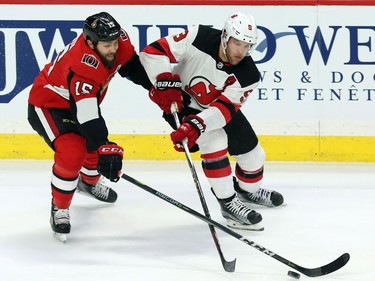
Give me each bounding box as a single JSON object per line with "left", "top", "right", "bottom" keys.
{"left": 81, "top": 53, "right": 99, "bottom": 69}
{"left": 120, "top": 29, "right": 128, "bottom": 41}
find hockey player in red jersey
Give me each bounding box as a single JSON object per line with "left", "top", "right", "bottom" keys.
{"left": 28, "top": 12, "right": 151, "bottom": 241}
{"left": 140, "top": 12, "right": 283, "bottom": 231}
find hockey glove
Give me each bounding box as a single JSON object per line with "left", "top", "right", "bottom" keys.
{"left": 170, "top": 115, "right": 206, "bottom": 152}
{"left": 149, "top": 72, "right": 183, "bottom": 114}
{"left": 97, "top": 142, "right": 124, "bottom": 182}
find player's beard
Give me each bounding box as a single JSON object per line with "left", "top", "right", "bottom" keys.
{"left": 95, "top": 47, "right": 117, "bottom": 68}
{"left": 101, "top": 52, "right": 117, "bottom": 68}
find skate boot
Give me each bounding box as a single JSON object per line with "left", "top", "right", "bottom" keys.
{"left": 215, "top": 191, "right": 264, "bottom": 231}
{"left": 76, "top": 177, "right": 117, "bottom": 203}
{"left": 50, "top": 202, "right": 70, "bottom": 243}
{"left": 233, "top": 177, "right": 284, "bottom": 207}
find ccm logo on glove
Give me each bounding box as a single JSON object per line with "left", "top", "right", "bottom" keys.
{"left": 97, "top": 143, "right": 124, "bottom": 182}
{"left": 99, "top": 146, "right": 124, "bottom": 154}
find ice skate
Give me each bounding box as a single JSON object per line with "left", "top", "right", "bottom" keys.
{"left": 233, "top": 177, "right": 284, "bottom": 207}
{"left": 214, "top": 191, "right": 264, "bottom": 231}
{"left": 50, "top": 203, "right": 70, "bottom": 243}
{"left": 76, "top": 177, "right": 117, "bottom": 203}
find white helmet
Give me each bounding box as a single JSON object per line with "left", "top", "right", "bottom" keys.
{"left": 221, "top": 12, "right": 258, "bottom": 55}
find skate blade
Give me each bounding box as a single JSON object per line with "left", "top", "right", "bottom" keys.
{"left": 241, "top": 201, "right": 285, "bottom": 208}
{"left": 53, "top": 232, "right": 67, "bottom": 243}
{"left": 226, "top": 219, "right": 264, "bottom": 231}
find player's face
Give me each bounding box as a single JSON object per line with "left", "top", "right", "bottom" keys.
{"left": 95, "top": 39, "right": 119, "bottom": 68}
{"left": 225, "top": 38, "right": 252, "bottom": 65}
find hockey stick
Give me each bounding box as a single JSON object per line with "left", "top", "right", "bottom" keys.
{"left": 170, "top": 102, "right": 236, "bottom": 272}
{"left": 121, "top": 173, "right": 350, "bottom": 277}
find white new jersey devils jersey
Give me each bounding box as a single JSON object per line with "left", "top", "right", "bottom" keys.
{"left": 140, "top": 25, "right": 260, "bottom": 131}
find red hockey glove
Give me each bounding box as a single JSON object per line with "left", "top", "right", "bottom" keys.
{"left": 170, "top": 115, "right": 206, "bottom": 152}
{"left": 149, "top": 72, "right": 183, "bottom": 114}
{"left": 97, "top": 142, "right": 124, "bottom": 182}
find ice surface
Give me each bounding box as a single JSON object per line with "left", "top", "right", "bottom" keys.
{"left": 0, "top": 160, "right": 374, "bottom": 281}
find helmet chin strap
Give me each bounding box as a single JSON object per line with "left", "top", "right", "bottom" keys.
{"left": 221, "top": 39, "right": 228, "bottom": 61}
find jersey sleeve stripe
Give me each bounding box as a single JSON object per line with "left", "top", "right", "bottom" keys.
{"left": 143, "top": 38, "right": 178, "bottom": 63}
{"left": 211, "top": 96, "right": 239, "bottom": 123}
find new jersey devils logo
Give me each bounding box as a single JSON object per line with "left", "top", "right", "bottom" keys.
{"left": 184, "top": 76, "right": 222, "bottom": 106}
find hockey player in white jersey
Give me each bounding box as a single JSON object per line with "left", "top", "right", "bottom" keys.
{"left": 140, "top": 12, "right": 284, "bottom": 230}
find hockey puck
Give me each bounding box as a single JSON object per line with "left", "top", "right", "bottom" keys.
{"left": 287, "top": 271, "right": 301, "bottom": 279}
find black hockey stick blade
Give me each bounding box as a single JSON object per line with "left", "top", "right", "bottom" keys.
{"left": 217, "top": 242, "right": 236, "bottom": 272}
{"left": 293, "top": 252, "right": 350, "bottom": 277}
{"left": 207, "top": 221, "right": 236, "bottom": 271}
{"left": 121, "top": 173, "right": 350, "bottom": 277}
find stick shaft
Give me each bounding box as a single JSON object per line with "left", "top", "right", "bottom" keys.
{"left": 121, "top": 173, "right": 350, "bottom": 277}
{"left": 170, "top": 102, "right": 236, "bottom": 272}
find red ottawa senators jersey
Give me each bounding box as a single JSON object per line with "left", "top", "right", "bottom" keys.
{"left": 29, "top": 30, "right": 135, "bottom": 109}
{"left": 140, "top": 25, "right": 260, "bottom": 131}
{"left": 28, "top": 29, "right": 138, "bottom": 148}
